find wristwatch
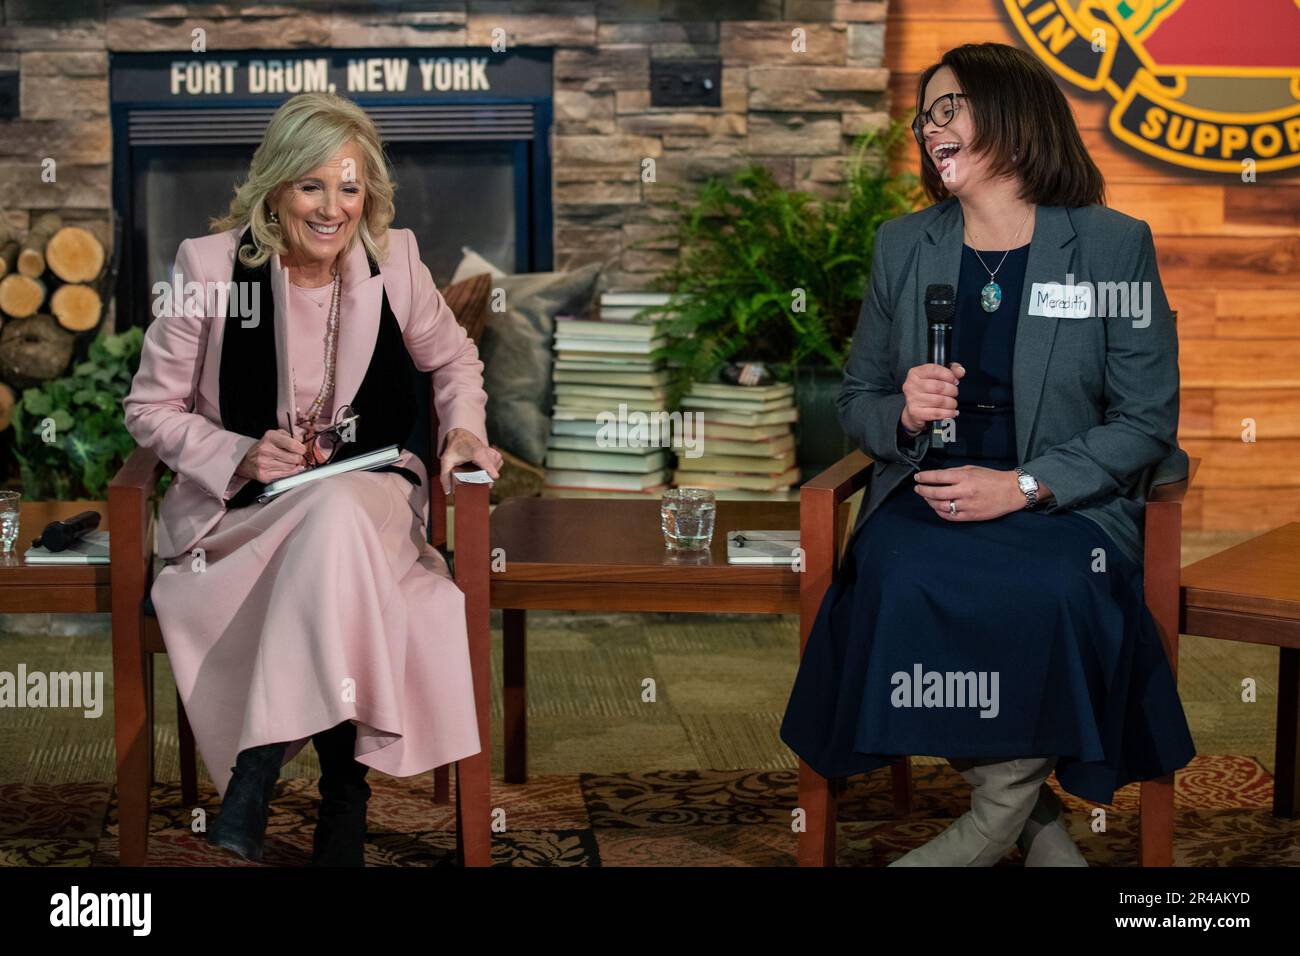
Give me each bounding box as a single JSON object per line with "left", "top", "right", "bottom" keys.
{"left": 1015, "top": 467, "right": 1039, "bottom": 510}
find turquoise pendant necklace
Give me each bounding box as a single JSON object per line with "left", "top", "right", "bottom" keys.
{"left": 966, "top": 205, "right": 1033, "bottom": 313}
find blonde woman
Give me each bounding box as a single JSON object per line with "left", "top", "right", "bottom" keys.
{"left": 124, "top": 92, "right": 502, "bottom": 866}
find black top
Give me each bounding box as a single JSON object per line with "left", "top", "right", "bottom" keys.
{"left": 922, "top": 241, "right": 1030, "bottom": 468}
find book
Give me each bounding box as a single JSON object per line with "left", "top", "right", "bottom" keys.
{"left": 677, "top": 433, "right": 795, "bottom": 457}
{"left": 599, "top": 292, "right": 671, "bottom": 307}
{"left": 676, "top": 466, "right": 801, "bottom": 491}
{"left": 676, "top": 449, "right": 797, "bottom": 474}
{"left": 553, "top": 369, "right": 670, "bottom": 387}
{"left": 544, "top": 449, "right": 668, "bottom": 473}
{"left": 555, "top": 318, "right": 660, "bottom": 339}
{"left": 553, "top": 337, "right": 668, "bottom": 354}
{"left": 691, "top": 407, "right": 799, "bottom": 427}
{"left": 547, "top": 435, "right": 667, "bottom": 454}
{"left": 726, "top": 529, "right": 801, "bottom": 566}
{"left": 554, "top": 384, "right": 668, "bottom": 401}
{"left": 554, "top": 358, "right": 659, "bottom": 371}
{"left": 679, "top": 420, "right": 792, "bottom": 442}
{"left": 682, "top": 394, "right": 796, "bottom": 412}
{"left": 256, "top": 445, "right": 402, "bottom": 502}
{"left": 690, "top": 383, "right": 795, "bottom": 400}
{"left": 543, "top": 468, "right": 671, "bottom": 491}
{"left": 24, "top": 530, "right": 109, "bottom": 565}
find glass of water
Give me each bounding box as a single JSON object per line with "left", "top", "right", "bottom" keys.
{"left": 661, "top": 487, "right": 717, "bottom": 553}
{"left": 0, "top": 491, "right": 19, "bottom": 554}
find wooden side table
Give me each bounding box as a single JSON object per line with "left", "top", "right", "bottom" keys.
{"left": 0, "top": 501, "right": 110, "bottom": 613}
{"left": 1181, "top": 522, "right": 1300, "bottom": 817}
{"left": 488, "top": 497, "right": 841, "bottom": 783}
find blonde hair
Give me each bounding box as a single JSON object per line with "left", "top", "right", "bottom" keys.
{"left": 211, "top": 92, "right": 396, "bottom": 269}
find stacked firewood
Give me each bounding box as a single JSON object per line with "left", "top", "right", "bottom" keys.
{"left": 0, "top": 213, "right": 109, "bottom": 430}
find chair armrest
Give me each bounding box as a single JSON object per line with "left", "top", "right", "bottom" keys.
{"left": 108, "top": 446, "right": 168, "bottom": 569}
{"left": 798, "top": 450, "right": 874, "bottom": 653}
{"left": 1147, "top": 457, "right": 1199, "bottom": 505}
{"left": 108, "top": 446, "right": 169, "bottom": 634}
{"left": 450, "top": 464, "right": 492, "bottom": 772}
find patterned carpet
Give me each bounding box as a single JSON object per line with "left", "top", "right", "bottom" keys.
{"left": 2, "top": 754, "right": 1296, "bottom": 866}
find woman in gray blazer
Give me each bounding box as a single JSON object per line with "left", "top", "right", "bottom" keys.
{"left": 780, "top": 42, "right": 1194, "bottom": 866}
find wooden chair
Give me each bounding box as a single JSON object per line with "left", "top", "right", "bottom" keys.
{"left": 108, "top": 274, "right": 497, "bottom": 867}
{"left": 796, "top": 449, "right": 1199, "bottom": 867}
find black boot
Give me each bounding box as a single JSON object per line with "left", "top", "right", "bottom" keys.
{"left": 311, "top": 721, "right": 370, "bottom": 867}
{"left": 207, "top": 741, "right": 287, "bottom": 862}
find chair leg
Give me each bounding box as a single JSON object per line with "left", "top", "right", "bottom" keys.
{"left": 1139, "top": 775, "right": 1175, "bottom": 866}
{"left": 111, "top": 621, "right": 152, "bottom": 867}
{"left": 797, "top": 760, "right": 838, "bottom": 866}
{"left": 455, "top": 752, "right": 491, "bottom": 867}
{"left": 503, "top": 608, "right": 527, "bottom": 784}
{"left": 1275, "top": 647, "right": 1300, "bottom": 818}
{"left": 891, "top": 759, "right": 913, "bottom": 816}
{"left": 433, "top": 764, "right": 450, "bottom": 804}
{"left": 177, "top": 689, "right": 198, "bottom": 807}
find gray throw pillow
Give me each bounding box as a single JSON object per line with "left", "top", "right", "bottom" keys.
{"left": 479, "top": 263, "right": 601, "bottom": 466}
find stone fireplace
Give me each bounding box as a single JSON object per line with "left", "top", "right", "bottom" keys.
{"left": 1, "top": 0, "right": 889, "bottom": 331}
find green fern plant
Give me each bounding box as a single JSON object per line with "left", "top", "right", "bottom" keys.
{"left": 12, "top": 327, "right": 154, "bottom": 501}
{"left": 637, "top": 121, "right": 921, "bottom": 403}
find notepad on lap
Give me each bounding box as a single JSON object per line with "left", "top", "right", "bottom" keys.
{"left": 255, "top": 444, "right": 403, "bottom": 503}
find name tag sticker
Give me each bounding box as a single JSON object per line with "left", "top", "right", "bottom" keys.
{"left": 1028, "top": 282, "right": 1093, "bottom": 319}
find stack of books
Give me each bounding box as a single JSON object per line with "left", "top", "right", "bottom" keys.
{"left": 672, "top": 382, "right": 800, "bottom": 499}
{"left": 543, "top": 293, "right": 674, "bottom": 497}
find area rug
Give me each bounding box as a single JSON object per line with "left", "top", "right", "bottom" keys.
{"left": 0, "top": 754, "right": 1295, "bottom": 866}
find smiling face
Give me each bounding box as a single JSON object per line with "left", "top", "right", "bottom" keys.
{"left": 918, "top": 66, "right": 1002, "bottom": 198}
{"left": 269, "top": 138, "right": 367, "bottom": 273}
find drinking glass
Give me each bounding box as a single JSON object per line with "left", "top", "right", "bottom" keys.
{"left": 660, "top": 488, "right": 716, "bottom": 552}
{"left": 0, "top": 490, "right": 19, "bottom": 554}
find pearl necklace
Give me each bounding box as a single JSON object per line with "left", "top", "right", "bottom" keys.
{"left": 290, "top": 267, "right": 342, "bottom": 435}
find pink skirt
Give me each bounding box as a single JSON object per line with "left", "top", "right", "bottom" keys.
{"left": 150, "top": 469, "right": 481, "bottom": 800}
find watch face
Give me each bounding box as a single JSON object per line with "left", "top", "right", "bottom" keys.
{"left": 1018, "top": 473, "right": 1037, "bottom": 493}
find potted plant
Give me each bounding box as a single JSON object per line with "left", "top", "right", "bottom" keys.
{"left": 10, "top": 327, "right": 157, "bottom": 502}
{"left": 640, "top": 121, "right": 921, "bottom": 476}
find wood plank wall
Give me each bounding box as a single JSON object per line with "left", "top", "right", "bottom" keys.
{"left": 885, "top": 0, "right": 1300, "bottom": 532}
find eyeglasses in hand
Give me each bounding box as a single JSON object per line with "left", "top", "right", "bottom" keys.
{"left": 287, "top": 404, "right": 359, "bottom": 469}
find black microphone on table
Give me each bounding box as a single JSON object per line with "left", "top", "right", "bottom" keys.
{"left": 32, "top": 510, "right": 101, "bottom": 552}
{"left": 925, "top": 283, "right": 956, "bottom": 449}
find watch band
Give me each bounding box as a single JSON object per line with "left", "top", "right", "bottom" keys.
{"left": 1015, "top": 467, "right": 1039, "bottom": 510}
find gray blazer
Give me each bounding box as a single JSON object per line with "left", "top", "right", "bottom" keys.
{"left": 839, "top": 197, "right": 1189, "bottom": 566}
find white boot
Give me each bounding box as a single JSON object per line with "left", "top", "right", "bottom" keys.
{"left": 889, "top": 756, "right": 1056, "bottom": 867}
{"left": 1016, "top": 783, "right": 1088, "bottom": 866}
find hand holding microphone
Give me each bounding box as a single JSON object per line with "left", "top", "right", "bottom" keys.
{"left": 899, "top": 284, "right": 964, "bottom": 437}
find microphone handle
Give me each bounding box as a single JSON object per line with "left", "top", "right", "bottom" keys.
{"left": 927, "top": 323, "right": 952, "bottom": 442}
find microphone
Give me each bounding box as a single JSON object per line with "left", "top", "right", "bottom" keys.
{"left": 925, "top": 283, "right": 956, "bottom": 448}
{"left": 32, "top": 510, "right": 101, "bottom": 553}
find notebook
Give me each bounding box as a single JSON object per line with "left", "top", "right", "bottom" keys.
{"left": 255, "top": 445, "right": 403, "bottom": 503}
{"left": 726, "top": 530, "right": 801, "bottom": 566}
{"left": 25, "top": 530, "right": 110, "bottom": 565}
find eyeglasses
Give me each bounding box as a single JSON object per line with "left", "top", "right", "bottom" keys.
{"left": 912, "top": 92, "right": 968, "bottom": 146}
{"left": 288, "top": 404, "right": 359, "bottom": 469}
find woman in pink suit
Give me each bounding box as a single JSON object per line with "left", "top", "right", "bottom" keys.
{"left": 123, "top": 91, "right": 502, "bottom": 866}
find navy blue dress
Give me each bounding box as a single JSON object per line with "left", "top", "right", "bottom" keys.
{"left": 780, "top": 242, "right": 1195, "bottom": 806}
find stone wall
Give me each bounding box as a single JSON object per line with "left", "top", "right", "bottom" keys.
{"left": 0, "top": 0, "right": 889, "bottom": 306}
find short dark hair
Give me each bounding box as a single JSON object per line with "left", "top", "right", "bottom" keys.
{"left": 915, "top": 42, "right": 1105, "bottom": 208}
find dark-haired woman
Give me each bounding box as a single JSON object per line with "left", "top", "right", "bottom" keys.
{"left": 780, "top": 42, "right": 1194, "bottom": 866}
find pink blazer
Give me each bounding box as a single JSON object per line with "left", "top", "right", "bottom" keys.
{"left": 123, "top": 226, "right": 489, "bottom": 560}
